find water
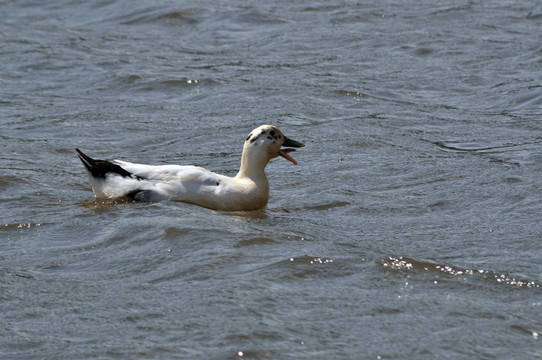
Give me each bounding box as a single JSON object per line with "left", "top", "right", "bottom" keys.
{"left": 1, "top": 0, "right": 541, "bottom": 358}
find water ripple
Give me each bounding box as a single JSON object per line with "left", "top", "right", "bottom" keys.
{"left": 380, "top": 256, "right": 540, "bottom": 289}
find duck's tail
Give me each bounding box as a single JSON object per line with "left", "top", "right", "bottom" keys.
{"left": 75, "top": 148, "right": 133, "bottom": 179}
{"left": 75, "top": 149, "right": 150, "bottom": 199}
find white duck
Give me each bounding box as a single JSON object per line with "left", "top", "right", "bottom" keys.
{"left": 76, "top": 125, "right": 304, "bottom": 211}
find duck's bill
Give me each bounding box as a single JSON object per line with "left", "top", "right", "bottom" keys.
{"left": 279, "top": 137, "right": 304, "bottom": 165}
{"left": 283, "top": 137, "right": 304, "bottom": 148}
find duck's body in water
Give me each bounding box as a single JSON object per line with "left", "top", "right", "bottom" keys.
{"left": 76, "top": 125, "right": 304, "bottom": 211}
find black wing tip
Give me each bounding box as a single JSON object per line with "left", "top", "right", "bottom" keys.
{"left": 75, "top": 149, "right": 135, "bottom": 180}
{"left": 75, "top": 148, "right": 95, "bottom": 171}
{"left": 75, "top": 148, "right": 86, "bottom": 158}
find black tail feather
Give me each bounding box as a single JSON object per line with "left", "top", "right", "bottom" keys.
{"left": 75, "top": 148, "right": 96, "bottom": 171}
{"left": 75, "top": 148, "right": 134, "bottom": 179}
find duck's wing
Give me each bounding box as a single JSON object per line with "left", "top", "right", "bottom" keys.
{"left": 113, "top": 160, "right": 226, "bottom": 202}
{"left": 76, "top": 150, "right": 254, "bottom": 209}
{"left": 113, "top": 160, "right": 221, "bottom": 185}
{"left": 76, "top": 149, "right": 222, "bottom": 201}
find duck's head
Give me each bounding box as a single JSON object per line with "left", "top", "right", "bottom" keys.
{"left": 243, "top": 125, "right": 304, "bottom": 167}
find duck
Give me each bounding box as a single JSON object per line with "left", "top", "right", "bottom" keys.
{"left": 75, "top": 125, "right": 304, "bottom": 211}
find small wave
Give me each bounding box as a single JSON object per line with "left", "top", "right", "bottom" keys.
{"left": 113, "top": 75, "right": 216, "bottom": 90}
{"left": 278, "top": 256, "right": 336, "bottom": 281}
{"left": 287, "top": 256, "right": 335, "bottom": 265}
{"left": 0, "top": 175, "right": 31, "bottom": 188}
{"left": 241, "top": 255, "right": 340, "bottom": 283}
{"left": 101, "top": 75, "right": 219, "bottom": 101}
{"left": 428, "top": 139, "right": 530, "bottom": 154}
{"left": 499, "top": 87, "right": 542, "bottom": 112}
{"left": 2, "top": 222, "right": 42, "bottom": 230}
{"left": 100, "top": 6, "right": 200, "bottom": 27}
{"left": 334, "top": 89, "right": 416, "bottom": 106}
{"left": 303, "top": 201, "right": 351, "bottom": 211}
{"left": 234, "top": 9, "right": 289, "bottom": 26}
{"left": 379, "top": 256, "right": 539, "bottom": 289}
{"left": 234, "top": 237, "right": 278, "bottom": 248}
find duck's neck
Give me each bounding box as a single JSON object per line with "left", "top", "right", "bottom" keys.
{"left": 235, "top": 146, "right": 269, "bottom": 184}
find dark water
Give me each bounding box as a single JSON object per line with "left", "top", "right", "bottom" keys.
{"left": 2, "top": 0, "right": 542, "bottom": 358}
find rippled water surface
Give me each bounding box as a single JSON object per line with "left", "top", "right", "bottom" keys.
{"left": 2, "top": 0, "right": 542, "bottom": 358}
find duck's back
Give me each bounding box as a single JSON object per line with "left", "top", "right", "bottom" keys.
{"left": 113, "top": 160, "right": 267, "bottom": 210}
